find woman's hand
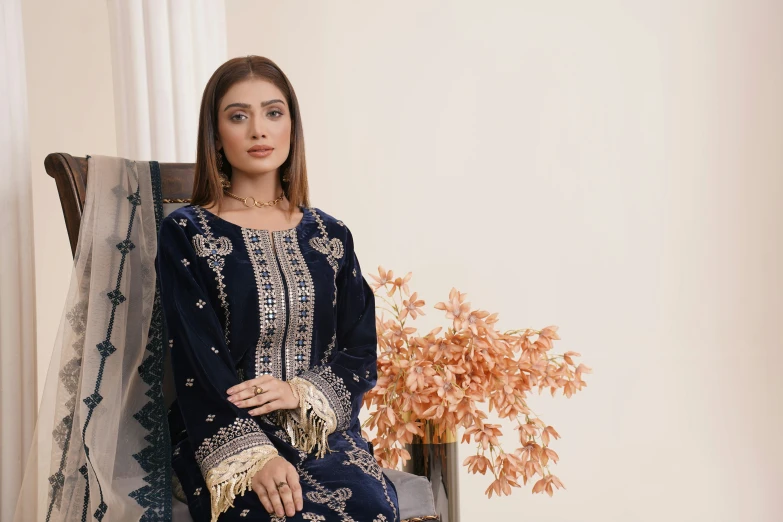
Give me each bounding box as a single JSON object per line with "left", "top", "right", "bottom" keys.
{"left": 251, "top": 456, "right": 303, "bottom": 517}
{"left": 226, "top": 375, "right": 299, "bottom": 416}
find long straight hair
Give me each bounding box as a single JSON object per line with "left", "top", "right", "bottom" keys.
{"left": 191, "top": 55, "right": 310, "bottom": 215}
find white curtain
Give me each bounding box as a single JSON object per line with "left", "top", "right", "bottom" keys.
{"left": 0, "top": 0, "right": 38, "bottom": 520}
{"left": 107, "top": 0, "right": 228, "bottom": 162}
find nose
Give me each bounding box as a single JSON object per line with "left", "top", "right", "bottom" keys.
{"left": 250, "top": 113, "right": 267, "bottom": 138}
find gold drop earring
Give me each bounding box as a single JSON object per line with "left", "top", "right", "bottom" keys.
{"left": 216, "top": 149, "right": 231, "bottom": 189}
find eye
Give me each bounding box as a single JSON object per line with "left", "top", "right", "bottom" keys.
{"left": 230, "top": 113, "right": 247, "bottom": 121}
{"left": 268, "top": 110, "right": 283, "bottom": 117}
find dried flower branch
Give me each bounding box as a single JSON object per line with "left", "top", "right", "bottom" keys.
{"left": 362, "top": 266, "right": 590, "bottom": 498}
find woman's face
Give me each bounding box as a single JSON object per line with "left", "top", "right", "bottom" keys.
{"left": 216, "top": 79, "right": 292, "bottom": 178}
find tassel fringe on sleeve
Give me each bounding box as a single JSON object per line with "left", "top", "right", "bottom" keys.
{"left": 204, "top": 445, "right": 279, "bottom": 522}
{"left": 279, "top": 377, "right": 339, "bottom": 459}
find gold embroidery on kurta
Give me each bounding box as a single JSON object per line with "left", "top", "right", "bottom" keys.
{"left": 194, "top": 418, "right": 279, "bottom": 522}
{"left": 243, "top": 229, "right": 286, "bottom": 379}
{"left": 204, "top": 444, "right": 278, "bottom": 522}
{"left": 341, "top": 431, "right": 398, "bottom": 520}
{"left": 322, "top": 332, "right": 337, "bottom": 364}
{"left": 296, "top": 365, "right": 352, "bottom": 431}
{"left": 296, "top": 464, "right": 356, "bottom": 522}
{"left": 192, "top": 206, "right": 233, "bottom": 346}
{"left": 309, "top": 210, "right": 344, "bottom": 306}
{"left": 273, "top": 228, "right": 314, "bottom": 377}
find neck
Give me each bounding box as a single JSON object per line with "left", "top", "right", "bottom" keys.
{"left": 228, "top": 168, "right": 284, "bottom": 202}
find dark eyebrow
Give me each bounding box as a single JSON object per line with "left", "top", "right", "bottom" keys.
{"left": 223, "top": 99, "right": 286, "bottom": 111}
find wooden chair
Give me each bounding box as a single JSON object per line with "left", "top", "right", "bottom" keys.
{"left": 44, "top": 153, "right": 195, "bottom": 256}
{"left": 44, "top": 152, "right": 440, "bottom": 522}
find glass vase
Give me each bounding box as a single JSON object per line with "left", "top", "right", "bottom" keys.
{"left": 402, "top": 419, "right": 460, "bottom": 522}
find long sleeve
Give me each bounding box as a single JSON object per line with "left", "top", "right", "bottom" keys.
{"left": 156, "top": 216, "right": 278, "bottom": 522}
{"left": 279, "top": 225, "right": 378, "bottom": 457}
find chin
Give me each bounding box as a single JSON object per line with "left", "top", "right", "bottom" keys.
{"left": 240, "top": 160, "right": 283, "bottom": 175}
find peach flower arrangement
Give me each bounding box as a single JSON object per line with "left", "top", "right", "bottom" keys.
{"left": 361, "top": 267, "right": 591, "bottom": 498}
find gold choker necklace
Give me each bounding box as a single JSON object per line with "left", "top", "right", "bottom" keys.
{"left": 224, "top": 189, "right": 285, "bottom": 209}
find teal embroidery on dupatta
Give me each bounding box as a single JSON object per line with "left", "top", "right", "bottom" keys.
{"left": 128, "top": 160, "right": 172, "bottom": 520}
{"left": 81, "top": 171, "right": 142, "bottom": 521}
{"left": 47, "top": 158, "right": 172, "bottom": 521}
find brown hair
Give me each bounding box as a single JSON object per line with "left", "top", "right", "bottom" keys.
{"left": 191, "top": 55, "right": 310, "bottom": 215}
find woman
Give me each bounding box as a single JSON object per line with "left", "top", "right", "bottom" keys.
{"left": 157, "top": 56, "right": 399, "bottom": 522}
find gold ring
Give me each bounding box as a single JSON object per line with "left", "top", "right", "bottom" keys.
{"left": 253, "top": 386, "right": 264, "bottom": 396}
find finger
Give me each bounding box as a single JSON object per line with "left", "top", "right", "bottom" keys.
{"left": 286, "top": 466, "right": 303, "bottom": 511}
{"left": 226, "top": 375, "right": 273, "bottom": 398}
{"left": 228, "top": 379, "right": 279, "bottom": 404}
{"left": 249, "top": 398, "right": 284, "bottom": 416}
{"left": 227, "top": 386, "right": 262, "bottom": 403}
{"left": 236, "top": 390, "right": 280, "bottom": 410}
{"left": 232, "top": 389, "right": 277, "bottom": 408}
{"left": 226, "top": 375, "right": 275, "bottom": 395}
{"left": 252, "top": 481, "right": 274, "bottom": 515}
{"left": 263, "top": 477, "right": 286, "bottom": 517}
{"left": 276, "top": 480, "right": 296, "bottom": 517}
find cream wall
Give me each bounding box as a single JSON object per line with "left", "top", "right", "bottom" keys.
{"left": 24, "top": 1, "right": 782, "bottom": 520}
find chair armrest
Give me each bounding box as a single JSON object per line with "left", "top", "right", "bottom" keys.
{"left": 381, "top": 467, "right": 438, "bottom": 521}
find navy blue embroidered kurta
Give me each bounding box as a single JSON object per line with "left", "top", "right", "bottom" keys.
{"left": 156, "top": 204, "right": 399, "bottom": 522}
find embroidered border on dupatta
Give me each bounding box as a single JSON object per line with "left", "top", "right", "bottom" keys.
{"left": 128, "top": 160, "right": 172, "bottom": 520}
{"left": 47, "top": 158, "right": 146, "bottom": 522}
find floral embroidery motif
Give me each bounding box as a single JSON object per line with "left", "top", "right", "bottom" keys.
{"left": 296, "top": 464, "right": 356, "bottom": 522}
{"left": 193, "top": 419, "right": 279, "bottom": 519}
{"left": 341, "top": 431, "right": 397, "bottom": 520}
{"left": 194, "top": 487, "right": 202, "bottom": 496}
{"left": 194, "top": 418, "right": 274, "bottom": 476}
{"left": 211, "top": 346, "right": 219, "bottom": 354}
{"left": 272, "top": 428, "right": 292, "bottom": 445}
{"left": 341, "top": 432, "right": 383, "bottom": 481}
{"left": 178, "top": 218, "right": 187, "bottom": 227}
{"left": 309, "top": 210, "right": 344, "bottom": 305}
{"left": 352, "top": 267, "right": 357, "bottom": 277}
{"left": 240, "top": 509, "right": 250, "bottom": 517}
{"left": 303, "top": 514, "right": 326, "bottom": 521}
{"left": 322, "top": 333, "right": 336, "bottom": 364}
{"left": 193, "top": 206, "right": 233, "bottom": 346}
{"left": 243, "top": 229, "right": 286, "bottom": 379}
{"left": 196, "top": 299, "right": 205, "bottom": 308}
{"left": 185, "top": 378, "right": 194, "bottom": 387}
{"left": 274, "top": 228, "right": 314, "bottom": 377}
{"left": 206, "top": 414, "right": 215, "bottom": 422}
{"left": 181, "top": 258, "right": 190, "bottom": 266}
